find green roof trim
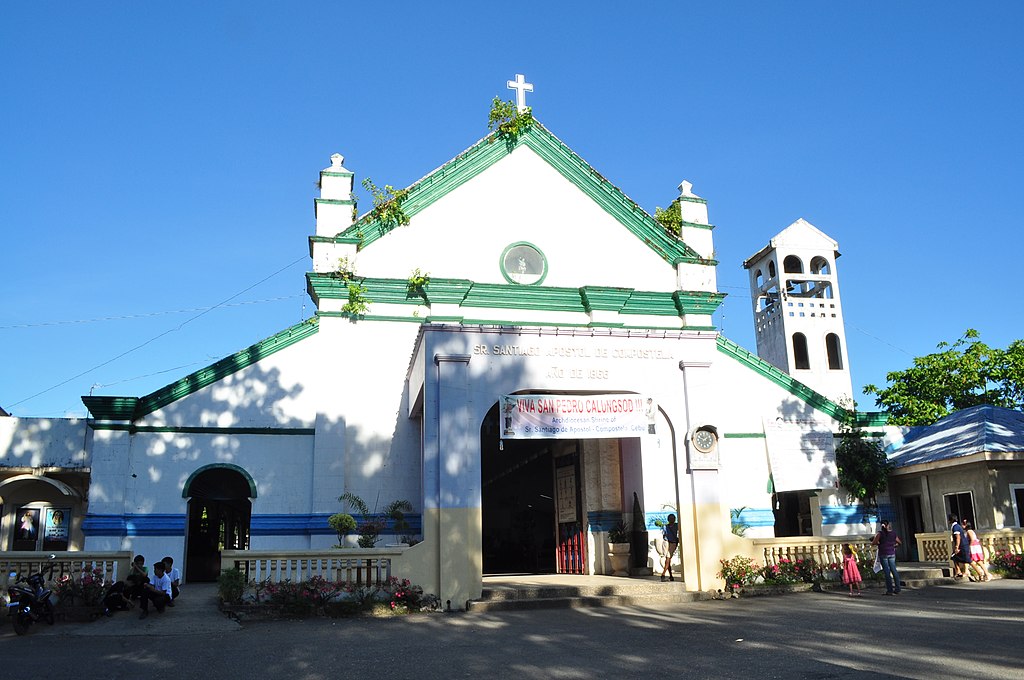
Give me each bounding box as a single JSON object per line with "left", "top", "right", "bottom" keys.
{"left": 81, "top": 396, "right": 140, "bottom": 421}
{"left": 716, "top": 336, "right": 887, "bottom": 426}
{"left": 83, "top": 318, "right": 320, "bottom": 422}
{"left": 307, "top": 274, "right": 725, "bottom": 319}
{"left": 330, "top": 121, "right": 701, "bottom": 264}
{"left": 681, "top": 220, "right": 715, "bottom": 231}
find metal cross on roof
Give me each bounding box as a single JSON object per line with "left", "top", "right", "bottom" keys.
{"left": 507, "top": 73, "right": 533, "bottom": 112}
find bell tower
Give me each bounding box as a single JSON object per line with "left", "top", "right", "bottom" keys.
{"left": 742, "top": 219, "right": 853, "bottom": 403}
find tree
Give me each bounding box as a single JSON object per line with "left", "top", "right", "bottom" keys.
{"left": 834, "top": 422, "right": 893, "bottom": 510}
{"left": 864, "top": 329, "right": 1024, "bottom": 426}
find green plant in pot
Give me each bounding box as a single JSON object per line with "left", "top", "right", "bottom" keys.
{"left": 608, "top": 521, "right": 630, "bottom": 545}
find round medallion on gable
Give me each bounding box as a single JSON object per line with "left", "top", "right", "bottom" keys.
{"left": 500, "top": 242, "right": 547, "bottom": 285}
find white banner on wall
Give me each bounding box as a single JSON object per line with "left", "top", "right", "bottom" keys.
{"left": 500, "top": 394, "right": 657, "bottom": 440}
{"left": 763, "top": 419, "right": 838, "bottom": 492}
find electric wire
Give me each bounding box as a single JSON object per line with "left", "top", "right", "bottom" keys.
{"left": 8, "top": 255, "right": 308, "bottom": 409}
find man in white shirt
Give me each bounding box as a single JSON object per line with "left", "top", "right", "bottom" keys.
{"left": 139, "top": 560, "right": 172, "bottom": 619}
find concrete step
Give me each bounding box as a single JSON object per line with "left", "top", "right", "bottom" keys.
{"left": 467, "top": 577, "right": 706, "bottom": 613}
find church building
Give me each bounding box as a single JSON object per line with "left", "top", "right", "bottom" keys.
{"left": 0, "top": 76, "right": 887, "bottom": 607}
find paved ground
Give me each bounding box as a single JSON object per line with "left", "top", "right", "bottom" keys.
{"left": 2, "top": 579, "right": 1022, "bottom": 679}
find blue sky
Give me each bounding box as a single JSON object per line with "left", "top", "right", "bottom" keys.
{"left": 2, "top": 2, "right": 1022, "bottom": 418}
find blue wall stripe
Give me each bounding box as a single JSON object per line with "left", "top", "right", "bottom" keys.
{"left": 587, "top": 510, "right": 622, "bottom": 532}
{"left": 820, "top": 504, "right": 893, "bottom": 525}
{"left": 82, "top": 513, "right": 423, "bottom": 537}
{"left": 732, "top": 508, "right": 775, "bottom": 528}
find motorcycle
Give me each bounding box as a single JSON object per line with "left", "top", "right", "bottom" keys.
{"left": 7, "top": 556, "right": 57, "bottom": 635}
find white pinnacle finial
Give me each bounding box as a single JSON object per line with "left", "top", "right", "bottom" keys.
{"left": 678, "top": 180, "right": 699, "bottom": 198}
{"left": 507, "top": 73, "right": 534, "bottom": 112}
{"left": 330, "top": 153, "right": 344, "bottom": 168}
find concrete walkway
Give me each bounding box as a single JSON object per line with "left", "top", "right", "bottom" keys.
{"left": 2, "top": 583, "right": 240, "bottom": 637}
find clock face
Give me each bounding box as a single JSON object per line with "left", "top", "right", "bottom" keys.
{"left": 693, "top": 428, "right": 717, "bottom": 453}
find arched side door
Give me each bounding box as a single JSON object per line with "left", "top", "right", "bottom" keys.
{"left": 183, "top": 466, "right": 254, "bottom": 582}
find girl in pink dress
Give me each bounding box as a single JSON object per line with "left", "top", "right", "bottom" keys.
{"left": 963, "top": 519, "right": 991, "bottom": 582}
{"left": 842, "top": 543, "right": 863, "bottom": 596}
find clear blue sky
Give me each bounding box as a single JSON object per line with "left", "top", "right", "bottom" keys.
{"left": 3, "top": 2, "right": 1022, "bottom": 418}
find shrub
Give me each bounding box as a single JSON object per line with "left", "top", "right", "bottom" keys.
{"left": 54, "top": 567, "right": 108, "bottom": 607}
{"left": 217, "top": 567, "right": 245, "bottom": 604}
{"left": 718, "top": 555, "right": 759, "bottom": 588}
{"left": 328, "top": 513, "right": 357, "bottom": 545}
{"left": 990, "top": 550, "right": 1024, "bottom": 578}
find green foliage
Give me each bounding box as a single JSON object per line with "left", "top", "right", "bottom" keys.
{"left": 717, "top": 555, "right": 759, "bottom": 588}
{"left": 608, "top": 521, "right": 630, "bottom": 544}
{"left": 337, "top": 492, "right": 416, "bottom": 547}
{"left": 361, "top": 177, "right": 410, "bottom": 231}
{"left": 834, "top": 418, "right": 893, "bottom": 507}
{"left": 730, "top": 506, "right": 751, "bottom": 537}
{"left": 488, "top": 97, "right": 534, "bottom": 140}
{"left": 654, "top": 199, "right": 682, "bottom": 236}
{"left": 327, "top": 513, "right": 358, "bottom": 545}
{"left": 217, "top": 567, "right": 245, "bottom": 605}
{"left": 864, "top": 329, "right": 1024, "bottom": 425}
{"left": 343, "top": 282, "right": 370, "bottom": 316}
{"left": 338, "top": 492, "right": 370, "bottom": 515}
{"left": 407, "top": 268, "right": 430, "bottom": 297}
{"left": 758, "top": 558, "right": 819, "bottom": 585}
{"left": 54, "top": 566, "right": 107, "bottom": 607}
{"left": 990, "top": 550, "right": 1024, "bottom": 578}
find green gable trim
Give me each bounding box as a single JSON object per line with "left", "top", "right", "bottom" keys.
{"left": 83, "top": 318, "right": 320, "bottom": 422}
{"left": 315, "top": 198, "right": 355, "bottom": 206}
{"left": 320, "top": 171, "right": 353, "bottom": 178}
{"left": 521, "top": 125, "right": 700, "bottom": 264}
{"left": 715, "top": 336, "right": 888, "bottom": 426}
{"left": 716, "top": 335, "right": 850, "bottom": 421}
{"left": 332, "top": 121, "right": 701, "bottom": 264}
{"left": 723, "top": 433, "right": 767, "bottom": 439}
{"left": 678, "top": 195, "right": 707, "bottom": 204}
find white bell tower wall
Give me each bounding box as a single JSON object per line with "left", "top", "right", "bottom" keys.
{"left": 743, "top": 219, "right": 853, "bottom": 404}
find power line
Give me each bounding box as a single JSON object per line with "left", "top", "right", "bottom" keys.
{"left": 0, "top": 295, "right": 303, "bottom": 330}
{"left": 9, "top": 255, "right": 309, "bottom": 409}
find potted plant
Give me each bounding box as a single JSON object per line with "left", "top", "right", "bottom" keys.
{"left": 607, "top": 521, "right": 631, "bottom": 576}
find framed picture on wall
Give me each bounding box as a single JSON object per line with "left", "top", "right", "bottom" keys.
{"left": 43, "top": 507, "right": 71, "bottom": 551}
{"left": 12, "top": 507, "right": 41, "bottom": 551}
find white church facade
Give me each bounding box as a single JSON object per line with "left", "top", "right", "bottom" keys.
{"left": 0, "top": 80, "right": 889, "bottom": 607}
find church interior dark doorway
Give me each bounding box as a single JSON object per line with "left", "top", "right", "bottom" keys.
{"left": 185, "top": 467, "right": 251, "bottom": 582}
{"left": 481, "top": 404, "right": 587, "bottom": 574}
{"left": 481, "top": 433, "right": 557, "bottom": 574}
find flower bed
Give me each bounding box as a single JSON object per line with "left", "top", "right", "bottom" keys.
{"left": 990, "top": 551, "right": 1024, "bottom": 578}
{"left": 218, "top": 570, "right": 441, "bottom": 619}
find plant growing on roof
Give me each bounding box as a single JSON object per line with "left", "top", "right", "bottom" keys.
{"left": 407, "top": 268, "right": 430, "bottom": 299}
{"left": 361, "top": 177, "right": 410, "bottom": 232}
{"left": 335, "top": 257, "right": 370, "bottom": 316}
{"left": 488, "top": 97, "right": 534, "bottom": 142}
{"left": 654, "top": 198, "right": 682, "bottom": 236}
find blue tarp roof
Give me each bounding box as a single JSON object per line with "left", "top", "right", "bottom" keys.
{"left": 888, "top": 405, "right": 1024, "bottom": 469}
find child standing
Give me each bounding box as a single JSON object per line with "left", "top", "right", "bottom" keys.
{"left": 842, "top": 544, "right": 863, "bottom": 597}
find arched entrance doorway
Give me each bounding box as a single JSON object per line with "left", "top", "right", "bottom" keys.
{"left": 480, "top": 402, "right": 594, "bottom": 575}
{"left": 183, "top": 465, "right": 254, "bottom": 582}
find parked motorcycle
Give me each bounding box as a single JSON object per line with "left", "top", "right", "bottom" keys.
{"left": 7, "top": 556, "right": 57, "bottom": 635}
